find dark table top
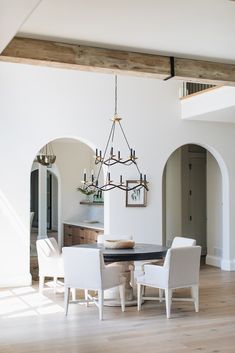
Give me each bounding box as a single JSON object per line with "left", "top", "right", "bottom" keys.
{"left": 75, "top": 243, "right": 168, "bottom": 262}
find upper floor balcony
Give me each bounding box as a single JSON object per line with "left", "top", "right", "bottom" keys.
{"left": 180, "top": 82, "right": 235, "bottom": 123}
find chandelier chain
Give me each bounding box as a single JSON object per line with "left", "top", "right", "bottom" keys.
{"left": 115, "top": 75, "right": 117, "bottom": 115}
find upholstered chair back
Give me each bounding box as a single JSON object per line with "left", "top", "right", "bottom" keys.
{"left": 63, "top": 247, "right": 105, "bottom": 290}
{"left": 164, "top": 246, "right": 201, "bottom": 288}
{"left": 171, "top": 236, "right": 196, "bottom": 248}
{"left": 36, "top": 237, "right": 63, "bottom": 277}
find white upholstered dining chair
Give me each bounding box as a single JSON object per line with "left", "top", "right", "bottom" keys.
{"left": 134, "top": 236, "right": 197, "bottom": 282}
{"left": 62, "top": 247, "right": 125, "bottom": 320}
{"left": 137, "top": 246, "right": 201, "bottom": 318}
{"left": 36, "top": 237, "right": 65, "bottom": 294}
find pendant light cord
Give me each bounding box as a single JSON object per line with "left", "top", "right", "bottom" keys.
{"left": 115, "top": 75, "right": 117, "bottom": 115}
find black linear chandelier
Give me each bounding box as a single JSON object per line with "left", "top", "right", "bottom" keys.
{"left": 82, "top": 76, "right": 148, "bottom": 192}
{"left": 37, "top": 143, "right": 56, "bottom": 167}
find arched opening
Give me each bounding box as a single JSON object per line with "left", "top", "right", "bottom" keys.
{"left": 29, "top": 137, "right": 104, "bottom": 280}
{"left": 162, "top": 143, "right": 229, "bottom": 269}
{"left": 30, "top": 168, "right": 59, "bottom": 253}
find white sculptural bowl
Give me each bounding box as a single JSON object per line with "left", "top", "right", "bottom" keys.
{"left": 104, "top": 239, "right": 135, "bottom": 249}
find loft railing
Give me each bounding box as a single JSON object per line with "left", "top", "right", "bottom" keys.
{"left": 181, "top": 82, "right": 216, "bottom": 97}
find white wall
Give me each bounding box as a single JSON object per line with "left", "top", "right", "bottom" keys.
{"left": 0, "top": 61, "right": 235, "bottom": 286}
{"left": 52, "top": 140, "right": 94, "bottom": 223}
{"left": 206, "top": 152, "right": 223, "bottom": 267}
{"left": 181, "top": 86, "right": 235, "bottom": 123}
{"left": 53, "top": 140, "right": 104, "bottom": 224}
{"left": 165, "top": 148, "right": 182, "bottom": 246}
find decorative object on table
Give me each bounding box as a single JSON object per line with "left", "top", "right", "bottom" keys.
{"left": 104, "top": 239, "right": 135, "bottom": 249}
{"left": 80, "top": 75, "right": 148, "bottom": 193}
{"left": 126, "top": 180, "right": 147, "bottom": 207}
{"left": 37, "top": 142, "right": 56, "bottom": 167}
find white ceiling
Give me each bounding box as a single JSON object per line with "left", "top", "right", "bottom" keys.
{"left": 16, "top": 0, "right": 235, "bottom": 63}
{"left": 0, "top": 0, "right": 41, "bottom": 52}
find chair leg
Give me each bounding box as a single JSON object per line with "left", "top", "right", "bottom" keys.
{"left": 98, "top": 290, "right": 104, "bottom": 321}
{"left": 85, "top": 289, "right": 89, "bottom": 307}
{"left": 159, "top": 288, "right": 164, "bottom": 303}
{"left": 142, "top": 285, "right": 146, "bottom": 297}
{"left": 53, "top": 277, "right": 57, "bottom": 293}
{"left": 165, "top": 288, "right": 172, "bottom": 319}
{"left": 191, "top": 285, "right": 199, "bottom": 312}
{"left": 129, "top": 264, "right": 135, "bottom": 288}
{"left": 119, "top": 284, "right": 125, "bottom": 312}
{"left": 39, "top": 276, "right": 45, "bottom": 294}
{"left": 71, "top": 288, "right": 76, "bottom": 301}
{"left": 137, "top": 283, "right": 142, "bottom": 311}
{"left": 64, "top": 287, "right": 70, "bottom": 316}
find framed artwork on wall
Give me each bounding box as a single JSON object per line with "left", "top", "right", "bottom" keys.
{"left": 126, "top": 180, "right": 147, "bottom": 207}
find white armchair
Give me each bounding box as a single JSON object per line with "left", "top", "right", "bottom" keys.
{"left": 36, "top": 237, "right": 64, "bottom": 294}
{"left": 62, "top": 247, "right": 125, "bottom": 320}
{"left": 135, "top": 236, "right": 197, "bottom": 281}
{"left": 137, "top": 246, "right": 201, "bottom": 318}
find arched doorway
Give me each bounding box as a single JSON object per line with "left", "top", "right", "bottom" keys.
{"left": 29, "top": 137, "right": 105, "bottom": 280}
{"left": 162, "top": 143, "right": 226, "bottom": 268}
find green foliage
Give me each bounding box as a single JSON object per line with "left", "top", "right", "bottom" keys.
{"left": 77, "top": 187, "right": 96, "bottom": 196}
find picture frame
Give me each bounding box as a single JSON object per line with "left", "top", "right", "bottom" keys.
{"left": 126, "top": 180, "right": 147, "bottom": 207}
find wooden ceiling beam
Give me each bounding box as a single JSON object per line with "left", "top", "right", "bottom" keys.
{"left": 1, "top": 37, "right": 235, "bottom": 86}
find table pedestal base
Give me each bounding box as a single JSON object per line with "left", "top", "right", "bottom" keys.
{"left": 104, "top": 260, "right": 138, "bottom": 306}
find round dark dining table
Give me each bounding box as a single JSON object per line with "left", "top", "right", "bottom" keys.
{"left": 75, "top": 242, "right": 168, "bottom": 263}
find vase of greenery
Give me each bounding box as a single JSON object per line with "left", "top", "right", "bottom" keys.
{"left": 77, "top": 187, "right": 96, "bottom": 203}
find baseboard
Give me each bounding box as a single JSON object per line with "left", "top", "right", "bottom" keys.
{"left": 221, "top": 259, "right": 235, "bottom": 271}
{"left": 206, "top": 255, "right": 221, "bottom": 268}
{"left": 206, "top": 256, "right": 235, "bottom": 271}
{"left": 0, "top": 273, "right": 32, "bottom": 288}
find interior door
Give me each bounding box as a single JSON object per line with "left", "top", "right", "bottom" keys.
{"left": 47, "top": 171, "right": 52, "bottom": 230}
{"left": 185, "top": 156, "right": 207, "bottom": 254}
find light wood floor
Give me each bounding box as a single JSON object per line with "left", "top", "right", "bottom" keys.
{"left": 1, "top": 265, "right": 235, "bottom": 353}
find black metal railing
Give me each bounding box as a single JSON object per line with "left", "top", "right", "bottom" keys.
{"left": 182, "top": 82, "right": 215, "bottom": 97}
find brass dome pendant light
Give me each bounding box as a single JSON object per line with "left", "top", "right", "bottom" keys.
{"left": 37, "top": 143, "right": 56, "bottom": 167}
